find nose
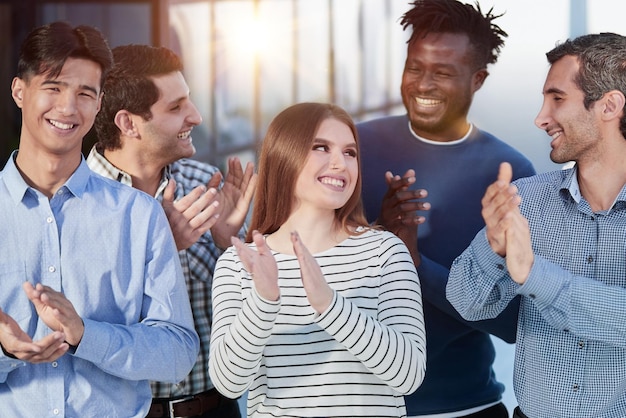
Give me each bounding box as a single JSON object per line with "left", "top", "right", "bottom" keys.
{"left": 187, "top": 101, "right": 202, "bottom": 126}
{"left": 534, "top": 99, "right": 550, "bottom": 130}
{"left": 56, "top": 91, "right": 77, "bottom": 115}
{"left": 416, "top": 72, "right": 435, "bottom": 92}
{"left": 330, "top": 150, "right": 346, "bottom": 170}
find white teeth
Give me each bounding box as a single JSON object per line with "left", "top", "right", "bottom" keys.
{"left": 551, "top": 131, "right": 562, "bottom": 140}
{"left": 177, "top": 130, "right": 191, "bottom": 140}
{"left": 49, "top": 120, "right": 74, "bottom": 130}
{"left": 320, "top": 177, "right": 345, "bottom": 188}
{"left": 415, "top": 97, "right": 442, "bottom": 107}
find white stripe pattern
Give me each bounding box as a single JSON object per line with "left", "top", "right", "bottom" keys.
{"left": 210, "top": 229, "right": 426, "bottom": 417}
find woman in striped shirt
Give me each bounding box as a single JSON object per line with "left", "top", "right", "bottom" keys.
{"left": 209, "top": 102, "right": 426, "bottom": 418}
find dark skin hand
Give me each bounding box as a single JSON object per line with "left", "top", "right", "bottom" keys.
{"left": 377, "top": 169, "right": 430, "bottom": 267}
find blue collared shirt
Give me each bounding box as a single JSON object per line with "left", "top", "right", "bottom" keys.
{"left": 0, "top": 152, "right": 199, "bottom": 417}
{"left": 447, "top": 166, "right": 626, "bottom": 418}
{"left": 87, "top": 146, "right": 244, "bottom": 397}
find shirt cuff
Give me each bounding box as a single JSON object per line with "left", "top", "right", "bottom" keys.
{"left": 516, "top": 256, "right": 568, "bottom": 311}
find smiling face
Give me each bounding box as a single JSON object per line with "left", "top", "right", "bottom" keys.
{"left": 133, "top": 71, "right": 202, "bottom": 165}
{"left": 12, "top": 57, "right": 102, "bottom": 158}
{"left": 535, "top": 55, "right": 601, "bottom": 164}
{"left": 294, "top": 117, "right": 358, "bottom": 214}
{"left": 401, "top": 32, "right": 487, "bottom": 142}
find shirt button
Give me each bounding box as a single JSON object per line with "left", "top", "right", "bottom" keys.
{"left": 46, "top": 217, "right": 54, "bottom": 223}
{"left": 48, "top": 266, "right": 56, "bottom": 273}
{"left": 529, "top": 294, "right": 536, "bottom": 299}
{"left": 573, "top": 384, "right": 580, "bottom": 391}
{"left": 51, "top": 361, "right": 58, "bottom": 367}
{"left": 496, "top": 264, "right": 505, "bottom": 270}
{"left": 53, "top": 409, "right": 60, "bottom": 415}
{"left": 586, "top": 255, "right": 593, "bottom": 263}
{"left": 578, "top": 341, "right": 585, "bottom": 349}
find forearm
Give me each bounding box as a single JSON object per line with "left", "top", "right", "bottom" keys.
{"left": 446, "top": 229, "right": 520, "bottom": 322}
{"left": 519, "top": 255, "right": 626, "bottom": 347}
{"left": 74, "top": 317, "right": 198, "bottom": 382}
{"left": 210, "top": 285, "right": 279, "bottom": 398}
{"left": 420, "top": 254, "right": 518, "bottom": 343}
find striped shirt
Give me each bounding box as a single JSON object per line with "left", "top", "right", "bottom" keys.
{"left": 447, "top": 167, "right": 626, "bottom": 418}
{"left": 210, "top": 229, "right": 426, "bottom": 418}
{"left": 87, "top": 146, "right": 239, "bottom": 397}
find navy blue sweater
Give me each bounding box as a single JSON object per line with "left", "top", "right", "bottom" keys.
{"left": 358, "top": 115, "right": 536, "bottom": 415}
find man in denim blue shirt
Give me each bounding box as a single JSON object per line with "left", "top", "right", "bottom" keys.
{"left": 448, "top": 32, "right": 626, "bottom": 418}
{"left": 0, "top": 22, "right": 199, "bottom": 417}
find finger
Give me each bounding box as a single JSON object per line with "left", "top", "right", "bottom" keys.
{"left": 231, "top": 236, "right": 254, "bottom": 272}
{"left": 182, "top": 188, "right": 219, "bottom": 220}
{"left": 242, "top": 161, "right": 255, "bottom": 185}
{"left": 162, "top": 178, "right": 177, "bottom": 204}
{"left": 290, "top": 231, "right": 308, "bottom": 259}
{"left": 27, "top": 333, "right": 69, "bottom": 363}
{"left": 23, "top": 282, "right": 45, "bottom": 308}
{"left": 497, "top": 162, "right": 513, "bottom": 185}
{"left": 207, "top": 172, "right": 223, "bottom": 190}
{"left": 227, "top": 157, "right": 244, "bottom": 185}
{"left": 239, "top": 172, "right": 257, "bottom": 209}
{"left": 393, "top": 189, "right": 429, "bottom": 206}
{"left": 384, "top": 172, "right": 414, "bottom": 195}
{"left": 187, "top": 200, "right": 220, "bottom": 230}
{"left": 251, "top": 231, "right": 270, "bottom": 255}
{"left": 173, "top": 185, "right": 210, "bottom": 213}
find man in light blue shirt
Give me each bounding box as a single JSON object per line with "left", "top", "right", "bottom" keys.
{"left": 447, "top": 32, "right": 626, "bottom": 418}
{"left": 0, "top": 22, "right": 199, "bottom": 417}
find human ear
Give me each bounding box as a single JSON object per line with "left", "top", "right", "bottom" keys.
{"left": 114, "top": 111, "right": 139, "bottom": 137}
{"left": 600, "top": 90, "right": 626, "bottom": 121}
{"left": 11, "top": 77, "right": 25, "bottom": 108}
{"left": 472, "top": 69, "right": 489, "bottom": 92}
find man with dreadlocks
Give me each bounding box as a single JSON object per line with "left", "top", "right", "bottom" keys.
{"left": 357, "top": 1, "right": 535, "bottom": 417}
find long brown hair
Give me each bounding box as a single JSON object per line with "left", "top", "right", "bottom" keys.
{"left": 246, "top": 102, "right": 368, "bottom": 241}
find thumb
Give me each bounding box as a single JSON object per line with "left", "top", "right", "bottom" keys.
{"left": 162, "top": 178, "right": 177, "bottom": 204}
{"left": 497, "top": 162, "right": 513, "bottom": 185}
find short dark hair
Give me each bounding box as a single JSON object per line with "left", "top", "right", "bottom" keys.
{"left": 400, "top": 0, "right": 507, "bottom": 69}
{"left": 547, "top": 32, "right": 626, "bottom": 138}
{"left": 94, "top": 45, "right": 183, "bottom": 150}
{"left": 17, "top": 21, "right": 113, "bottom": 87}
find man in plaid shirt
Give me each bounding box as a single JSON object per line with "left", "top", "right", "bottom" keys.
{"left": 88, "top": 44, "right": 255, "bottom": 418}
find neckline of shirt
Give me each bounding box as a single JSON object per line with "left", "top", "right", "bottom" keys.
{"left": 407, "top": 120, "right": 473, "bottom": 146}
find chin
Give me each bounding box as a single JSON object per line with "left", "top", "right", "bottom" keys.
{"left": 181, "top": 145, "right": 196, "bottom": 158}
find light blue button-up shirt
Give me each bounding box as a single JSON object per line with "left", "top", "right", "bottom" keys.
{"left": 0, "top": 152, "right": 199, "bottom": 417}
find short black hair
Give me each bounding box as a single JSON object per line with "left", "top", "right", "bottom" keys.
{"left": 17, "top": 21, "right": 113, "bottom": 87}
{"left": 400, "top": 0, "right": 507, "bottom": 69}
{"left": 94, "top": 45, "right": 184, "bottom": 150}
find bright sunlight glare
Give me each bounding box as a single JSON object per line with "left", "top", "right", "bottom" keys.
{"left": 229, "top": 16, "right": 271, "bottom": 56}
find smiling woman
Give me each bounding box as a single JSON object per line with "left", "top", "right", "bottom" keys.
{"left": 209, "top": 102, "right": 427, "bottom": 418}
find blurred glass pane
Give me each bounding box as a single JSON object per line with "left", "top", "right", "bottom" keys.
{"left": 40, "top": 3, "right": 151, "bottom": 46}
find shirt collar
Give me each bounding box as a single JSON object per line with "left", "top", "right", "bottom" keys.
{"left": 561, "top": 164, "right": 626, "bottom": 210}
{"left": 2, "top": 150, "right": 90, "bottom": 204}
{"left": 562, "top": 166, "right": 582, "bottom": 203}
{"left": 408, "top": 120, "right": 474, "bottom": 145}
{"left": 88, "top": 146, "right": 171, "bottom": 198}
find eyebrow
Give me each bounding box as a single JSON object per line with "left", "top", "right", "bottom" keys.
{"left": 544, "top": 87, "right": 566, "bottom": 95}
{"left": 314, "top": 138, "right": 358, "bottom": 148}
{"left": 42, "top": 79, "right": 99, "bottom": 96}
